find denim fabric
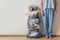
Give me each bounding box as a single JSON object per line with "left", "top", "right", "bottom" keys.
{"left": 42, "top": 8, "right": 54, "bottom": 36}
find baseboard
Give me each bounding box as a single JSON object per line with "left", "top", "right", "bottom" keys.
{"left": 42, "top": 35, "right": 60, "bottom": 37}
{"left": 52, "top": 35, "right": 60, "bottom": 37}
{"left": 0, "top": 35, "right": 60, "bottom": 37}
{"left": 0, "top": 35, "right": 26, "bottom": 37}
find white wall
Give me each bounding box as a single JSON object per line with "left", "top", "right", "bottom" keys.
{"left": 0, "top": 0, "right": 40, "bottom": 35}
{"left": 0, "top": 0, "right": 60, "bottom": 35}
{"left": 52, "top": 0, "right": 60, "bottom": 35}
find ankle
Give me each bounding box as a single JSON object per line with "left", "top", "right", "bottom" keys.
{"left": 45, "top": 35, "right": 49, "bottom": 39}
{"left": 49, "top": 36, "right": 52, "bottom": 39}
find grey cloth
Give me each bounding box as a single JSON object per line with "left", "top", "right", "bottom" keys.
{"left": 29, "top": 5, "right": 39, "bottom": 12}
{"left": 27, "top": 5, "right": 41, "bottom": 33}
{"left": 27, "top": 14, "right": 41, "bottom": 31}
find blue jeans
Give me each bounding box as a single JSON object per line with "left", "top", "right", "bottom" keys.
{"left": 42, "top": 8, "right": 54, "bottom": 36}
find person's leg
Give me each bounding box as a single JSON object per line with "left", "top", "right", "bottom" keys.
{"left": 48, "top": 8, "right": 54, "bottom": 38}
{"left": 46, "top": 9, "right": 50, "bottom": 36}
{"left": 42, "top": 9, "right": 49, "bottom": 38}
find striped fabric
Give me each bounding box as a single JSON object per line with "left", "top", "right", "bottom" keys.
{"left": 43, "top": 0, "right": 54, "bottom": 10}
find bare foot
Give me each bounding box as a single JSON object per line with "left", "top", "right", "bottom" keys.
{"left": 49, "top": 36, "right": 52, "bottom": 39}
{"left": 45, "top": 35, "right": 49, "bottom": 39}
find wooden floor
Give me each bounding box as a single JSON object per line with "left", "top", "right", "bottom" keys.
{"left": 0, "top": 36, "right": 60, "bottom": 40}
